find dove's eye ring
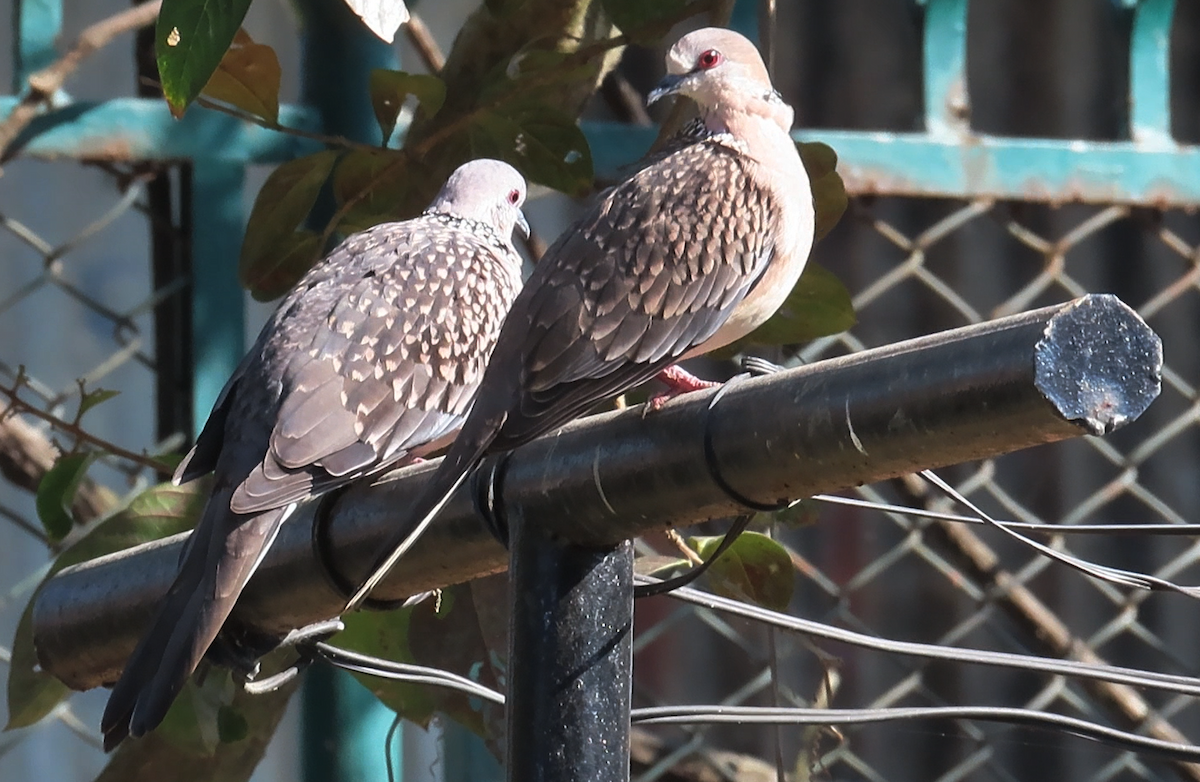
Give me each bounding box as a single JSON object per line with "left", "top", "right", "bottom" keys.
{"left": 507, "top": 189, "right": 521, "bottom": 205}
{"left": 697, "top": 49, "right": 722, "bottom": 70}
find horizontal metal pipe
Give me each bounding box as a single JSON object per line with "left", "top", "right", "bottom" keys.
{"left": 33, "top": 294, "right": 1162, "bottom": 690}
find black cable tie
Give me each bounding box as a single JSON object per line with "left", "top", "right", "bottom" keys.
{"left": 473, "top": 453, "right": 512, "bottom": 549}
{"left": 634, "top": 513, "right": 754, "bottom": 598}
{"left": 703, "top": 372, "right": 792, "bottom": 513}
{"left": 310, "top": 484, "right": 409, "bottom": 611}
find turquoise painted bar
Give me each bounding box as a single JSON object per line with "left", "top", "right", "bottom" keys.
{"left": 12, "top": 0, "right": 62, "bottom": 89}
{"left": 584, "top": 122, "right": 1200, "bottom": 206}
{"left": 0, "top": 99, "right": 323, "bottom": 163}
{"left": 8, "top": 98, "right": 1200, "bottom": 205}
{"left": 923, "top": 0, "right": 969, "bottom": 136}
{"left": 1130, "top": 0, "right": 1175, "bottom": 144}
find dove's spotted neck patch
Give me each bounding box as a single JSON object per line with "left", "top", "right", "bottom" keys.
{"left": 423, "top": 210, "right": 511, "bottom": 251}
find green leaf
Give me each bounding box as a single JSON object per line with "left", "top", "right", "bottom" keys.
{"left": 469, "top": 103, "right": 593, "bottom": 196}
{"left": 35, "top": 452, "right": 96, "bottom": 542}
{"left": 479, "top": 49, "right": 594, "bottom": 103}
{"left": 330, "top": 149, "right": 414, "bottom": 233}
{"left": 762, "top": 499, "right": 821, "bottom": 529}
{"left": 6, "top": 480, "right": 208, "bottom": 730}
{"left": 336, "top": 578, "right": 507, "bottom": 741}
{"left": 368, "top": 70, "right": 446, "bottom": 143}
{"left": 344, "top": 0, "right": 410, "bottom": 43}
{"left": 201, "top": 28, "right": 281, "bottom": 124}
{"left": 634, "top": 554, "right": 690, "bottom": 578}
{"left": 602, "top": 0, "right": 692, "bottom": 41}
{"left": 156, "top": 0, "right": 254, "bottom": 118}
{"left": 5, "top": 605, "right": 67, "bottom": 731}
{"left": 797, "top": 141, "right": 838, "bottom": 180}
{"left": 95, "top": 670, "right": 298, "bottom": 779}
{"left": 713, "top": 263, "right": 856, "bottom": 359}
{"left": 217, "top": 704, "right": 250, "bottom": 743}
{"left": 78, "top": 387, "right": 120, "bottom": 418}
{"left": 798, "top": 141, "right": 848, "bottom": 242}
{"left": 239, "top": 150, "right": 340, "bottom": 297}
{"left": 245, "top": 230, "right": 325, "bottom": 302}
{"left": 689, "top": 531, "right": 795, "bottom": 611}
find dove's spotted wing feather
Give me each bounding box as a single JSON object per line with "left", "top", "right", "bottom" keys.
{"left": 232, "top": 218, "right": 522, "bottom": 513}
{"left": 488, "top": 138, "right": 778, "bottom": 449}
{"left": 104, "top": 209, "right": 524, "bottom": 748}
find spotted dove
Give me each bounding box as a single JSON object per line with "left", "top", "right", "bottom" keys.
{"left": 348, "top": 28, "right": 815, "bottom": 607}
{"left": 101, "top": 159, "right": 529, "bottom": 749}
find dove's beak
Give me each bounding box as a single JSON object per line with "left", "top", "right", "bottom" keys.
{"left": 515, "top": 211, "right": 531, "bottom": 240}
{"left": 647, "top": 73, "right": 686, "bottom": 106}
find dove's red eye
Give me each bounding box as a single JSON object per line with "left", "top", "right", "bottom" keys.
{"left": 507, "top": 189, "right": 521, "bottom": 205}
{"left": 697, "top": 49, "right": 722, "bottom": 70}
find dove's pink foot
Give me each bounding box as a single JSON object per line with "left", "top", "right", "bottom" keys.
{"left": 644, "top": 365, "right": 719, "bottom": 414}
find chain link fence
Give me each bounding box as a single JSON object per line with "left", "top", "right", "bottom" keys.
{"left": 0, "top": 159, "right": 192, "bottom": 775}
{"left": 625, "top": 197, "right": 1200, "bottom": 782}
{"left": 5, "top": 2, "right": 1200, "bottom": 782}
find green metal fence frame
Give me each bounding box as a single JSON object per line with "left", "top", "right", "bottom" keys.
{"left": 3, "top": 0, "right": 1191, "bottom": 779}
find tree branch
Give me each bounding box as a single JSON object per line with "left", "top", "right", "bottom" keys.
{"left": 0, "top": 402, "right": 119, "bottom": 524}
{"left": 0, "top": 384, "right": 170, "bottom": 473}
{"left": 0, "top": 2, "right": 162, "bottom": 165}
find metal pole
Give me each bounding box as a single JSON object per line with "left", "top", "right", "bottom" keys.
{"left": 290, "top": 0, "right": 400, "bottom": 779}
{"left": 506, "top": 514, "right": 633, "bottom": 782}
{"left": 32, "top": 294, "right": 1162, "bottom": 690}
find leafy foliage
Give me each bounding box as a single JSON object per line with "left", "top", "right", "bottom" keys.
{"left": 7, "top": 480, "right": 208, "bottom": 729}
{"left": 602, "top": 0, "right": 694, "bottom": 42}
{"left": 335, "top": 578, "right": 507, "bottom": 739}
{"left": 689, "top": 531, "right": 796, "bottom": 611}
{"left": 342, "top": 0, "right": 410, "bottom": 43}
{"left": 799, "top": 141, "right": 849, "bottom": 241}
{"left": 78, "top": 387, "right": 120, "bottom": 418}
{"left": 156, "top": 0, "right": 254, "bottom": 117}
{"left": 238, "top": 150, "right": 341, "bottom": 299}
{"left": 368, "top": 70, "right": 446, "bottom": 143}
{"left": 330, "top": 149, "right": 413, "bottom": 233}
{"left": 35, "top": 451, "right": 96, "bottom": 542}
{"left": 200, "top": 29, "right": 281, "bottom": 124}
{"left": 468, "top": 102, "right": 594, "bottom": 196}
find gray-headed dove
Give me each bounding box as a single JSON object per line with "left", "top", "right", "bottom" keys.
{"left": 348, "top": 28, "right": 815, "bottom": 608}
{"left": 101, "top": 159, "right": 529, "bottom": 749}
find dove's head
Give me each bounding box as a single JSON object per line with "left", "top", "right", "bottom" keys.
{"left": 430, "top": 159, "right": 530, "bottom": 242}
{"left": 647, "top": 28, "right": 792, "bottom": 131}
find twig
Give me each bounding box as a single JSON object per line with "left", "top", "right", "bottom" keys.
{"left": 188, "top": 93, "right": 379, "bottom": 153}
{"left": 0, "top": 1, "right": 163, "bottom": 164}
{"left": 0, "top": 401, "right": 118, "bottom": 522}
{"left": 403, "top": 11, "right": 446, "bottom": 73}
{"left": 316, "top": 32, "right": 633, "bottom": 252}
{"left": 0, "top": 385, "right": 170, "bottom": 473}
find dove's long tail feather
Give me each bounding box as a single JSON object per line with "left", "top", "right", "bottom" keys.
{"left": 100, "top": 488, "right": 289, "bottom": 750}
{"left": 346, "top": 415, "right": 501, "bottom": 610}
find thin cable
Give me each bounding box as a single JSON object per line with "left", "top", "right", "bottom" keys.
{"left": 634, "top": 513, "right": 753, "bottom": 598}
{"left": 312, "top": 642, "right": 506, "bottom": 705}
{"left": 920, "top": 470, "right": 1200, "bottom": 598}
{"left": 631, "top": 705, "right": 1200, "bottom": 762}
{"left": 645, "top": 579, "right": 1200, "bottom": 697}
{"left": 813, "top": 493, "right": 1200, "bottom": 535}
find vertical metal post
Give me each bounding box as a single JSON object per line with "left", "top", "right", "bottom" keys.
{"left": 12, "top": 0, "right": 62, "bottom": 88}
{"left": 186, "top": 163, "right": 247, "bottom": 422}
{"left": 1130, "top": 0, "right": 1175, "bottom": 145}
{"left": 291, "top": 1, "right": 400, "bottom": 780}
{"left": 506, "top": 513, "right": 634, "bottom": 782}
{"left": 922, "top": 0, "right": 970, "bottom": 136}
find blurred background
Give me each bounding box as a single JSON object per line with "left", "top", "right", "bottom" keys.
{"left": 3, "top": 0, "right": 1200, "bottom": 780}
